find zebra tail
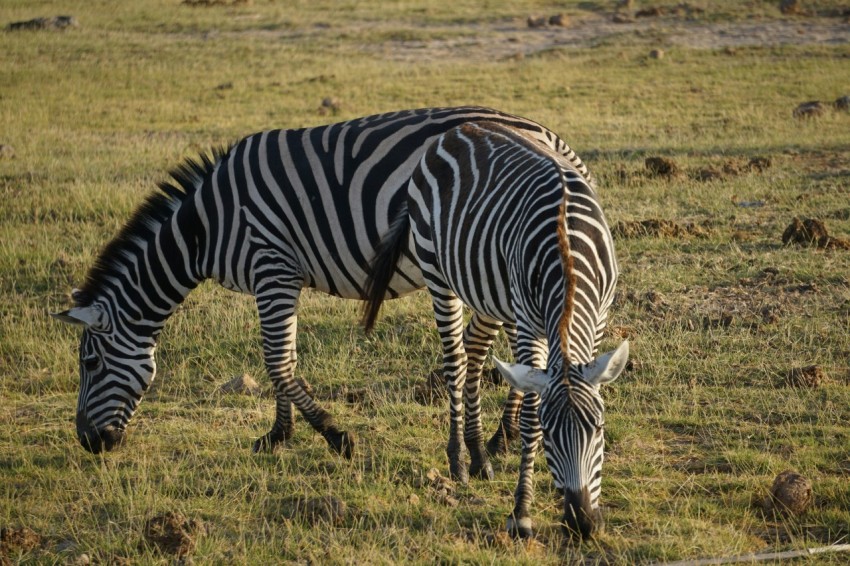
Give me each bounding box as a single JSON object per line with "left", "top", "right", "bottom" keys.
{"left": 361, "top": 205, "right": 411, "bottom": 333}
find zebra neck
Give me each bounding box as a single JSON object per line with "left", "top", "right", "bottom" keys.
{"left": 120, "top": 204, "right": 204, "bottom": 329}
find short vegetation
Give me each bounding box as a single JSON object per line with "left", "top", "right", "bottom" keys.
{"left": 1, "top": 0, "right": 849, "bottom": 563}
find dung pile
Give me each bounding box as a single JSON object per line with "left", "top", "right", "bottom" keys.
{"left": 142, "top": 512, "right": 205, "bottom": 557}
{"left": 414, "top": 370, "right": 447, "bottom": 405}
{"left": 294, "top": 496, "right": 348, "bottom": 526}
{"left": 782, "top": 217, "right": 850, "bottom": 250}
{"left": 1, "top": 527, "right": 41, "bottom": 562}
{"left": 761, "top": 471, "right": 813, "bottom": 516}
{"left": 785, "top": 365, "right": 827, "bottom": 388}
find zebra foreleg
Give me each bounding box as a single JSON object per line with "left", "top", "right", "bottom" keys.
{"left": 463, "top": 312, "right": 501, "bottom": 481}
{"left": 506, "top": 391, "right": 542, "bottom": 539}
{"left": 253, "top": 280, "right": 354, "bottom": 458}
{"left": 429, "top": 288, "right": 470, "bottom": 484}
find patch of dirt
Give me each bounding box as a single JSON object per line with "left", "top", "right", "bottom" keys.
{"left": 217, "top": 13, "right": 850, "bottom": 63}
{"left": 782, "top": 217, "right": 850, "bottom": 250}
{"left": 612, "top": 218, "right": 709, "bottom": 238}
{"left": 1, "top": 527, "right": 41, "bottom": 563}
{"left": 142, "top": 512, "right": 205, "bottom": 557}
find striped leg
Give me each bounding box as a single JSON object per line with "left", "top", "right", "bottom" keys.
{"left": 252, "top": 274, "right": 354, "bottom": 458}
{"left": 506, "top": 337, "right": 546, "bottom": 539}
{"left": 486, "top": 322, "right": 522, "bottom": 457}
{"left": 463, "top": 312, "right": 501, "bottom": 480}
{"left": 427, "top": 285, "right": 470, "bottom": 484}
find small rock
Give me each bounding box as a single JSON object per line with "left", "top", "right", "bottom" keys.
{"left": 649, "top": 48, "right": 664, "bottom": 59}
{"left": 317, "top": 97, "right": 341, "bottom": 116}
{"left": 74, "top": 553, "right": 91, "bottom": 566}
{"left": 645, "top": 156, "right": 679, "bottom": 178}
{"left": 548, "top": 14, "right": 569, "bottom": 27}
{"left": 407, "top": 493, "right": 420, "bottom": 505}
{"left": 527, "top": 15, "right": 547, "bottom": 28}
{"left": 780, "top": 0, "right": 802, "bottom": 15}
{"left": 834, "top": 95, "right": 850, "bottom": 111}
{"left": 764, "top": 470, "right": 813, "bottom": 516}
{"left": 786, "top": 365, "right": 827, "bottom": 388}
{"left": 0, "top": 145, "right": 15, "bottom": 159}
{"left": 793, "top": 101, "right": 826, "bottom": 119}
{"left": 218, "top": 373, "right": 262, "bottom": 396}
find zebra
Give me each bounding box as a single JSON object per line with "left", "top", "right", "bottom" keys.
{"left": 50, "top": 106, "right": 595, "bottom": 471}
{"left": 362, "top": 121, "right": 628, "bottom": 539}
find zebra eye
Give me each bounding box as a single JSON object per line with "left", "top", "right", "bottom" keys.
{"left": 83, "top": 355, "right": 100, "bottom": 372}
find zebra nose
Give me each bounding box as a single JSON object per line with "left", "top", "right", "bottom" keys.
{"left": 562, "top": 488, "right": 602, "bottom": 539}
{"left": 77, "top": 415, "right": 124, "bottom": 453}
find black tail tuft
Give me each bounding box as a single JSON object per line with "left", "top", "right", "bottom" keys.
{"left": 362, "top": 207, "right": 411, "bottom": 333}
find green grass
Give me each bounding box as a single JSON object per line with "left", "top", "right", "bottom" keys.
{"left": 2, "top": 1, "right": 850, "bottom": 563}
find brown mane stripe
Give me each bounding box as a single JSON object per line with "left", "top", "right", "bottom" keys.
{"left": 556, "top": 171, "right": 576, "bottom": 380}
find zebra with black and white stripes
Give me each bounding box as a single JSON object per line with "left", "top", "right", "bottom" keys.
{"left": 363, "top": 121, "right": 628, "bottom": 539}
{"left": 50, "top": 107, "right": 593, "bottom": 469}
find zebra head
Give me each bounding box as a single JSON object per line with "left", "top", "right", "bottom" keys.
{"left": 52, "top": 299, "right": 156, "bottom": 454}
{"left": 493, "top": 340, "right": 629, "bottom": 539}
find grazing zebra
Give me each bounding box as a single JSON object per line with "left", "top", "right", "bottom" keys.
{"left": 362, "top": 122, "right": 627, "bottom": 539}
{"left": 50, "top": 106, "right": 594, "bottom": 463}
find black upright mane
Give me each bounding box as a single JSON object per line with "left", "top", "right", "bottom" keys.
{"left": 74, "top": 147, "right": 230, "bottom": 307}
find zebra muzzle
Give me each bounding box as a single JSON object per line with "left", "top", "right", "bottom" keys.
{"left": 77, "top": 416, "right": 125, "bottom": 454}
{"left": 562, "top": 488, "right": 602, "bottom": 539}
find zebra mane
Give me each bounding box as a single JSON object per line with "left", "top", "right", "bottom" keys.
{"left": 556, "top": 169, "right": 576, "bottom": 380}
{"left": 73, "top": 147, "right": 230, "bottom": 308}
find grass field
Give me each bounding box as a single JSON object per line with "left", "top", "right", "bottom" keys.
{"left": 2, "top": 1, "right": 850, "bottom": 564}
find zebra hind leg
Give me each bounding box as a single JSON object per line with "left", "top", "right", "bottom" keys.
{"left": 428, "top": 288, "right": 470, "bottom": 484}
{"left": 486, "top": 387, "right": 523, "bottom": 457}
{"left": 486, "top": 323, "right": 521, "bottom": 457}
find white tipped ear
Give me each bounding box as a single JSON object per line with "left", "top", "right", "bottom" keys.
{"left": 492, "top": 357, "right": 551, "bottom": 394}
{"left": 50, "top": 305, "right": 106, "bottom": 329}
{"left": 583, "top": 340, "right": 629, "bottom": 387}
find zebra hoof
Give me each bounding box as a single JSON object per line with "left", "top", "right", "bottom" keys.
{"left": 252, "top": 432, "right": 285, "bottom": 453}
{"left": 449, "top": 460, "right": 470, "bottom": 486}
{"left": 486, "top": 434, "right": 510, "bottom": 458}
{"left": 324, "top": 429, "right": 355, "bottom": 459}
{"left": 506, "top": 515, "right": 534, "bottom": 540}
{"left": 469, "top": 459, "right": 494, "bottom": 481}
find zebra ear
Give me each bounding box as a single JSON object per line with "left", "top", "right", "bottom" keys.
{"left": 50, "top": 305, "right": 107, "bottom": 330}
{"left": 492, "top": 357, "right": 550, "bottom": 394}
{"left": 582, "top": 341, "right": 629, "bottom": 387}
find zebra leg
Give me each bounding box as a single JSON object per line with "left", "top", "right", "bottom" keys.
{"left": 253, "top": 278, "right": 354, "bottom": 458}
{"left": 486, "top": 323, "right": 522, "bottom": 457}
{"left": 463, "top": 312, "right": 500, "bottom": 481}
{"left": 506, "top": 338, "right": 546, "bottom": 539}
{"left": 428, "top": 287, "right": 470, "bottom": 484}
{"left": 506, "top": 391, "right": 543, "bottom": 539}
